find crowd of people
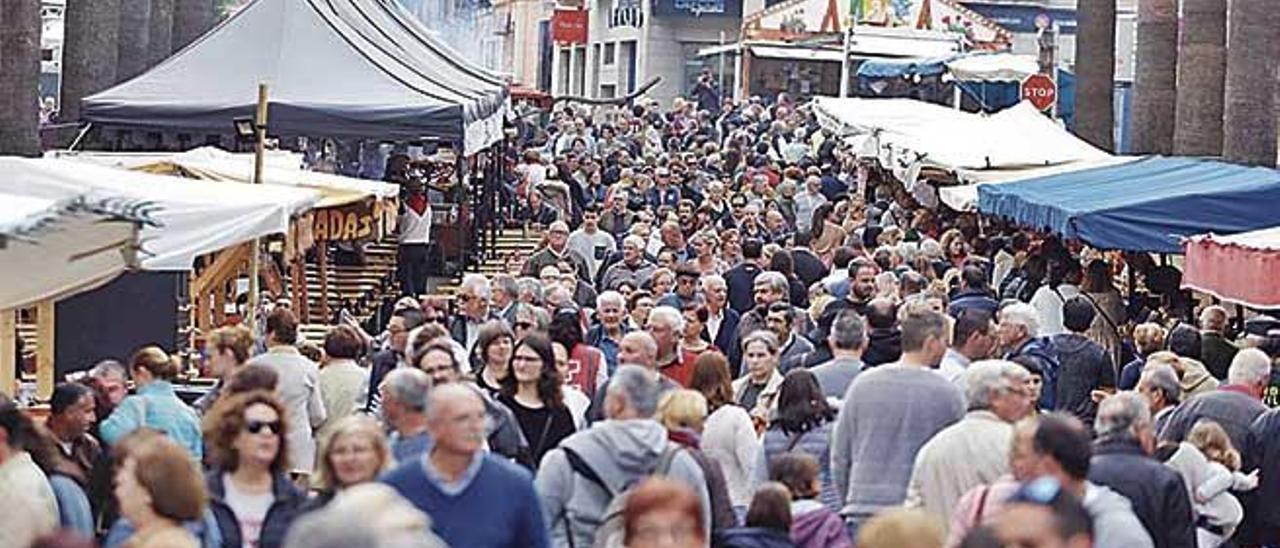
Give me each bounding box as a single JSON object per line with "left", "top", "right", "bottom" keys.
{"left": 6, "top": 91, "right": 1280, "bottom": 548}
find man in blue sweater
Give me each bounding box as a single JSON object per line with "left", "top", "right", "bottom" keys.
{"left": 382, "top": 384, "right": 550, "bottom": 548}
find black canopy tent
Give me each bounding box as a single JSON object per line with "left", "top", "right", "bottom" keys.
{"left": 81, "top": 0, "right": 508, "bottom": 154}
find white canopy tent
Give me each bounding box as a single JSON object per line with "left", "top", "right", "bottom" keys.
{"left": 1, "top": 157, "right": 321, "bottom": 271}
{"left": 0, "top": 194, "right": 141, "bottom": 310}
{"left": 939, "top": 156, "right": 1142, "bottom": 211}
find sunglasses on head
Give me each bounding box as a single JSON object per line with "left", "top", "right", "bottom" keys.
{"left": 245, "top": 420, "right": 282, "bottom": 435}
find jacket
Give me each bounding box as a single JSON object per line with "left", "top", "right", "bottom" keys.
{"left": 1246, "top": 409, "right": 1280, "bottom": 532}
{"left": 703, "top": 404, "right": 761, "bottom": 508}
{"left": 790, "top": 500, "right": 851, "bottom": 548}
{"left": 709, "top": 308, "right": 742, "bottom": 374}
{"left": 1088, "top": 436, "right": 1196, "bottom": 548}
{"left": 99, "top": 380, "right": 204, "bottom": 460}
{"left": 599, "top": 259, "right": 658, "bottom": 292}
{"left": 534, "top": 419, "right": 712, "bottom": 548}
{"left": 1158, "top": 386, "right": 1267, "bottom": 453}
{"left": 1005, "top": 337, "right": 1060, "bottom": 410}
{"left": 206, "top": 469, "right": 306, "bottom": 548}
{"left": 947, "top": 289, "right": 999, "bottom": 319}
{"left": 862, "top": 328, "right": 902, "bottom": 367}
{"left": 0, "top": 452, "right": 59, "bottom": 547}
{"left": 670, "top": 428, "right": 737, "bottom": 533}
{"left": 724, "top": 262, "right": 764, "bottom": 314}
{"left": 247, "top": 346, "right": 328, "bottom": 474}
{"left": 1048, "top": 333, "right": 1115, "bottom": 428}
{"left": 1200, "top": 332, "right": 1238, "bottom": 381}
{"left": 1083, "top": 482, "right": 1156, "bottom": 548}
{"left": 733, "top": 369, "right": 784, "bottom": 424}
{"left": 790, "top": 249, "right": 828, "bottom": 288}
{"left": 714, "top": 527, "right": 796, "bottom": 548}
{"left": 904, "top": 410, "right": 1012, "bottom": 530}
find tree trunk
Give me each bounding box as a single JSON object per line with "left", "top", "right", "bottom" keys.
{"left": 0, "top": 0, "right": 43, "bottom": 156}
{"left": 116, "top": 0, "right": 152, "bottom": 82}
{"left": 1223, "top": 0, "right": 1280, "bottom": 167}
{"left": 60, "top": 0, "right": 120, "bottom": 123}
{"left": 149, "top": 0, "right": 174, "bottom": 66}
{"left": 1173, "top": 0, "right": 1226, "bottom": 156}
{"left": 1130, "top": 0, "right": 1177, "bottom": 154}
{"left": 172, "top": 0, "right": 213, "bottom": 53}
{"left": 1073, "top": 0, "right": 1116, "bottom": 152}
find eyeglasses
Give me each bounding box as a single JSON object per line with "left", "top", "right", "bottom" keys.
{"left": 245, "top": 420, "right": 282, "bottom": 435}
{"left": 514, "top": 321, "right": 534, "bottom": 330}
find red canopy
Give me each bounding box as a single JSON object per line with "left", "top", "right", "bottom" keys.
{"left": 1183, "top": 226, "right": 1280, "bottom": 309}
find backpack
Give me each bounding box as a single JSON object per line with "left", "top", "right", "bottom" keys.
{"left": 561, "top": 443, "right": 684, "bottom": 548}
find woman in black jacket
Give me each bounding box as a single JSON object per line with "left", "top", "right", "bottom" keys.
{"left": 203, "top": 391, "right": 306, "bottom": 548}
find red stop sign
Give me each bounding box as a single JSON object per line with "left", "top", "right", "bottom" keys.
{"left": 1021, "top": 74, "right": 1057, "bottom": 111}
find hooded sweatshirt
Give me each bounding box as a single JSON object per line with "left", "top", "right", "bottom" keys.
{"left": 790, "top": 499, "right": 852, "bottom": 548}
{"left": 535, "top": 418, "right": 712, "bottom": 548}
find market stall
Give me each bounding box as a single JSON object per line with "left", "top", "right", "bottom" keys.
{"left": 977, "top": 156, "right": 1280, "bottom": 253}
{"left": 1183, "top": 226, "right": 1280, "bottom": 309}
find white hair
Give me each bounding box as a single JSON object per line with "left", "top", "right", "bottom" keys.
{"left": 647, "top": 305, "right": 685, "bottom": 332}
{"left": 1228, "top": 348, "right": 1272, "bottom": 387}
{"left": 459, "top": 273, "right": 491, "bottom": 300}
{"left": 700, "top": 274, "right": 726, "bottom": 291}
{"left": 964, "top": 360, "right": 1030, "bottom": 411}
{"left": 754, "top": 271, "right": 789, "bottom": 295}
{"left": 623, "top": 235, "right": 646, "bottom": 249}
{"left": 999, "top": 302, "right": 1040, "bottom": 338}
{"left": 383, "top": 368, "right": 432, "bottom": 413}
{"left": 597, "top": 290, "right": 625, "bottom": 309}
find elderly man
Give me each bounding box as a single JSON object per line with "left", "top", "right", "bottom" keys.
{"left": 793, "top": 175, "right": 828, "bottom": 235}
{"left": 648, "top": 306, "right": 699, "bottom": 387}
{"left": 832, "top": 308, "right": 965, "bottom": 533}
{"left": 383, "top": 384, "right": 550, "bottom": 548}
{"left": 523, "top": 220, "right": 590, "bottom": 281}
{"left": 587, "top": 291, "right": 629, "bottom": 374}
{"left": 1159, "top": 348, "right": 1272, "bottom": 451}
{"left": 1135, "top": 363, "right": 1181, "bottom": 434}
{"left": 905, "top": 360, "right": 1032, "bottom": 528}
{"left": 998, "top": 302, "right": 1060, "bottom": 410}
{"left": 810, "top": 311, "right": 866, "bottom": 400}
{"left": 738, "top": 271, "right": 789, "bottom": 343}
{"left": 381, "top": 367, "right": 435, "bottom": 462}
{"left": 45, "top": 383, "right": 101, "bottom": 487}
{"left": 492, "top": 274, "right": 521, "bottom": 326}
{"left": 1088, "top": 393, "right": 1196, "bottom": 548}
{"left": 700, "top": 274, "right": 740, "bottom": 360}
{"left": 766, "top": 302, "right": 814, "bottom": 373}
{"left": 938, "top": 310, "right": 996, "bottom": 386}
{"left": 1200, "top": 305, "right": 1239, "bottom": 381}
{"left": 600, "top": 235, "right": 656, "bottom": 292}
{"left": 536, "top": 366, "right": 711, "bottom": 548}
{"left": 450, "top": 274, "right": 496, "bottom": 353}
{"left": 248, "top": 307, "right": 327, "bottom": 476}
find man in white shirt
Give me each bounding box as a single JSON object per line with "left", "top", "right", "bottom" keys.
{"left": 397, "top": 180, "right": 432, "bottom": 297}
{"left": 939, "top": 309, "right": 997, "bottom": 387}
{"left": 566, "top": 205, "right": 617, "bottom": 281}
{"left": 1029, "top": 260, "right": 1082, "bottom": 337}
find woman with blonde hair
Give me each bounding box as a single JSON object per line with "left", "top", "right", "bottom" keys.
{"left": 1166, "top": 419, "right": 1260, "bottom": 547}
{"left": 1119, "top": 323, "right": 1167, "bottom": 390}
{"left": 196, "top": 325, "right": 256, "bottom": 413}
{"left": 112, "top": 435, "right": 207, "bottom": 548}
{"left": 657, "top": 389, "right": 737, "bottom": 533}
{"left": 304, "top": 415, "right": 393, "bottom": 511}
{"left": 100, "top": 346, "right": 203, "bottom": 459}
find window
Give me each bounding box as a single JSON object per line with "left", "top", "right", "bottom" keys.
{"left": 603, "top": 42, "right": 616, "bottom": 65}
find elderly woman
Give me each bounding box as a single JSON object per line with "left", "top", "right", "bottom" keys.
{"left": 204, "top": 391, "right": 307, "bottom": 548}
{"left": 303, "top": 416, "right": 392, "bottom": 512}
{"left": 732, "top": 331, "right": 786, "bottom": 425}
{"left": 100, "top": 346, "right": 203, "bottom": 459}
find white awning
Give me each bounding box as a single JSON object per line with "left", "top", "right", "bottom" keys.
{"left": 749, "top": 45, "right": 845, "bottom": 63}
{"left": 945, "top": 53, "right": 1039, "bottom": 82}
{"left": 939, "top": 156, "right": 1144, "bottom": 211}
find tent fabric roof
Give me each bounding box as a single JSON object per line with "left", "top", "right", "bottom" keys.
{"left": 813, "top": 97, "right": 1109, "bottom": 173}
{"left": 940, "top": 156, "right": 1142, "bottom": 211}
{"left": 977, "top": 156, "right": 1280, "bottom": 253}
{"left": 1183, "top": 226, "right": 1280, "bottom": 309}
{"left": 2, "top": 157, "right": 321, "bottom": 270}
{"left": 81, "top": 0, "right": 506, "bottom": 152}
{"left": 945, "top": 53, "right": 1039, "bottom": 82}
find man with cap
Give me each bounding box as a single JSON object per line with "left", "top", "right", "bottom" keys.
{"left": 657, "top": 263, "right": 703, "bottom": 309}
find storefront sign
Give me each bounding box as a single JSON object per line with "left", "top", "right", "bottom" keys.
{"left": 552, "top": 9, "right": 589, "bottom": 44}
{"left": 610, "top": 0, "right": 644, "bottom": 28}
{"left": 650, "top": 0, "right": 742, "bottom": 18}
{"left": 312, "top": 200, "right": 393, "bottom": 242}
{"left": 961, "top": 2, "right": 1077, "bottom": 34}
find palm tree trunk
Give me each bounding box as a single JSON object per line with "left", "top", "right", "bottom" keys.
{"left": 116, "top": 0, "right": 152, "bottom": 82}
{"left": 1131, "top": 0, "right": 1177, "bottom": 154}
{"left": 1223, "top": 0, "right": 1280, "bottom": 167}
{"left": 0, "top": 0, "right": 43, "bottom": 156}
{"left": 149, "top": 0, "right": 174, "bottom": 66}
{"left": 172, "top": 0, "right": 214, "bottom": 53}
{"left": 59, "top": 0, "right": 120, "bottom": 123}
{"left": 1073, "top": 0, "right": 1116, "bottom": 152}
{"left": 1173, "top": 0, "right": 1226, "bottom": 156}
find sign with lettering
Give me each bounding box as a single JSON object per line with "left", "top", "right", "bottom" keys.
{"left": 552, "top": 9, "right": 589, "bottom": 44}
{"left": 312, "top": 200, "right": 394, "bottom": 242}
{"left": 650, "top": 0, "right": 742, "bottom": 18}
{"left": 610, "top": 0, "right": 644, "bottom": 28}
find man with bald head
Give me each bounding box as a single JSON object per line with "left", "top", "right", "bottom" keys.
{"left": 587, "top": 331, "right": 678, "bottom": 423}
{"left": 522, "top": 220, "right": 590, "bottom": 281}
{"left": 383, "top": 384, "right": 550, "bottom": 548}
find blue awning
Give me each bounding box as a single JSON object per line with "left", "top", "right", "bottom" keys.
{"left": 977, "top": 156, "right": 1280, "bottom": 253}
{"left": 856, "top": 56, "right": 955, "bottom": 79}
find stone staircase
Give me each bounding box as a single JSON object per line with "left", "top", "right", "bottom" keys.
{"left": 435, "top": 228, "right": 544, "bottom": 296}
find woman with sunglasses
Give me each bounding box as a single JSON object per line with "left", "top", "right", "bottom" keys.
{"left": 203, "top": 391, "right": 306, "bottom": 548}
{"left": 499, "top": 334, "right": 577, "bottom": 469}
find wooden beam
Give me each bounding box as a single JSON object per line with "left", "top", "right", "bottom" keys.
{"left": 318, "top": 244, "right": 330, "bottom": 322}
{"left": 191, "top": 244, "right": 251, "bottom": 299}
{"left": 0, "top": 310, "right": 15, "bottom": 398}
{"left": 36, "top": 300, "right": 54, "bottom": 400}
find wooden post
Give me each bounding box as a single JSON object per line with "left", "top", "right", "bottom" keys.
{"left": 318, "top": 245, "right": 330, "bottom": 322}
{"left": 246, "top": 83, "right": 270, "bottom": 331}
{"left": 36, "top": 300, "right": 54, "bottom": 400}
{"left": 0, "top": 310, "right": 15, "bottom": 397}
{"left": 294, "top": 253, "right": 309, "bottom": 323}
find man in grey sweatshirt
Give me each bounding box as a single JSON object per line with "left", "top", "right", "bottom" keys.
{"left": 535, "top": 365, "right": 711, "bottom": 548}
{"left": 831, "top": 308, "right": 965, "bottom": 531}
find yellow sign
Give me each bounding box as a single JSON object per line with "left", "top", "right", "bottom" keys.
{"left": 312, "top": 200, "right": 393, "bottom": 242}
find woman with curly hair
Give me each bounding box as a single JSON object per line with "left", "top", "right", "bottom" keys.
{"left": 499, "top": 334, "right": 577, "bottom": 469}
{"left": 203, "top": 391, "right": 306, "bottom": 548}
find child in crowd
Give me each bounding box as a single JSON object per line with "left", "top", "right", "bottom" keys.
{"left": 1165, "top": 419, "right": 1260, "bottom": 548}
{"left": 769, "top": 453, "right": 852, "bottom": 548}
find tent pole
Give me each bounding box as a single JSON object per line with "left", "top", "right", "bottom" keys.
{"left": 36, "top": 300, "right": 54, "bottom": 400}
{"left": 0, "top": 309, "right": 15, "bottom": 398}
{"left": 247, "top": 83, "right": 270, "bottom": 332}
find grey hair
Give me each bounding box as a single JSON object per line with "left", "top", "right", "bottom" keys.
{"left": 608, "top": 365, "right": 660, "bottom": 418}
{"left": 964, "top": 360, "right": 1032, "bottom": 411}
{"left": 1228, "top": 348, "right": 1272, "bottom": 387}
{"left": 829, "top": 310, "right": 867, "bottom": 351}
{"left": 493, "top": 274, "right": 519, "bottom": 300}
{"left": 284, "top": 483, "right": 445, "bottom": 548}
{"left": 647, "top": 305, "right": 685, "bottom": 332}
{"left": 700, "top": 274, "right": 727, "bottom": 291}
{"left": 623, "top": 235, "right": 646, "bottom": 250}
{"left": 1094, "top": 392, "right": 1152, "bottom": 438}
{"left": 597, "top": 290, "right": 625, "bottom": 310}
{"left": 516, "top": 277, "right": 545, "bottom": 305}
{"left": 999, "top": 302, "right": 1040, "bottom": 338}
{"left": 88, "top": 359, "right": 128, "bottom": 380}
{"left": 1139, "top": 362, "right": 1182, "bottom": 405}
{"left": 620, "top": 331, "right": 658, "bottom": 361}
{"left": 754, "top": 271, "right": 789, "bottom": 295}
{"left": 383, "top": 368, "right": 432, "bottom": 413}
{"left": 459, "top": 273, "right": 492, "bottom": 300}
{"left": 741, "top": 330, "right": 781, "bottom": 354}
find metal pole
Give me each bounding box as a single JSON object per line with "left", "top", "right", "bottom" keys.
{"left": 718, "top": 30, "right": 726, "bottom": 95}
{"left": 838, "top": 26, "right": 852, "bottom": 98}
{"left": 247, "top": 83, "right": 269, "bottom": 331}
